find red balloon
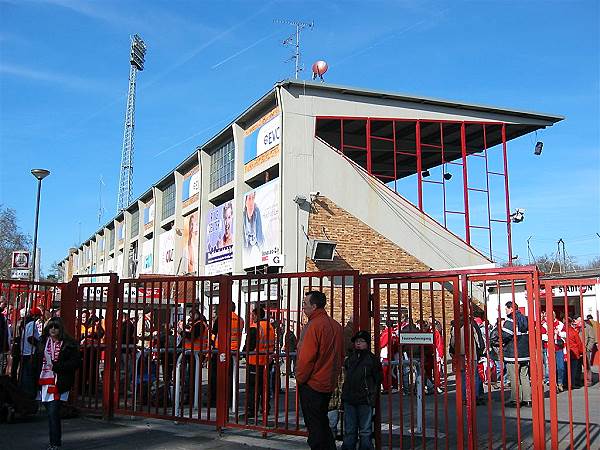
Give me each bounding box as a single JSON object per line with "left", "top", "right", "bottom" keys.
{"left": 312, "top": 60, "right": 328, "bottom": 76}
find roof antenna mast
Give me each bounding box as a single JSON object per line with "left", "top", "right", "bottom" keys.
{"left": 117, "top": 34, "right": 146, "bottom": 212}
{"left": 274, "top": 19, "right": 314, "bottom": 79}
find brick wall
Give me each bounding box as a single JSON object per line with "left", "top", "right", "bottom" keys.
{"left": 305, "top": 197, "right": 429, "bottom": 274}
{"left": 304, "top": 196, "right": 456, "bottom": 342}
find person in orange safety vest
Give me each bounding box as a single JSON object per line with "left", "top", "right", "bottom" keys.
{"left": 182, "top": 310, "right": 208, "bottom": 353}
{"left": 243, "top": 306, "right": 275, "bottom": 420}
{"left": 214, "top": 302, "right": 244, "bottom": 352}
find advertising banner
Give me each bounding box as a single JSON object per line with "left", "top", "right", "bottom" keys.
{"left": 128, "top": 242, "right": 138, "bottom": 278}
{"left": 116, "top": 253, "right": 124, "bottom": 277}
{"left": 158, "top": 229, "right": 175, "bottom": 275}
{"left": 140, "top": 239, "right": 154, "bottom": 274}
{"left": 182, "top": 170, "right": 200, "bottom": 202}
{"left": 244, "top": 108, "right": 281, "bottom": 163}
{"left": 143, "top": 202, "right": 155, "bottom": 225}
{"left": 242, "top": 179, "right": 280, "bottom": 268}
{"left": 205, "top": 201, "right": 234, "bottom": 276}
{"left": 182, "top": 211, "right": 199, "bottom": 274}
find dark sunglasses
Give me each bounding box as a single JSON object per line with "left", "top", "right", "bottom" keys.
{"left": 48, "top": 323, "right": 61, "bottom": 330}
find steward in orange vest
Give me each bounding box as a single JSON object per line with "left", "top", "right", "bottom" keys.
{"left": 243, "top": 306, "right": 275, "bottom": 419}
{"left": 182, "top": 310, "right": 207, "bottom": 354}
{"left": 214, "top": 301, "right": 244, "bottom": 352}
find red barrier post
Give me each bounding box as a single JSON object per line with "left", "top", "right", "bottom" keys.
{"left": 216, "top": 275, "right": 231, "bottom": 432}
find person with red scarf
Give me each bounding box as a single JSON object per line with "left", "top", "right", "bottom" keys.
{"left": 34, "top": 318, "right": 81, "bottom": 450}
{"left": 379, "top": 321, "right": 399, "bottom": 393}
{"left": 565, "top": 317, "right": 584, "bottom": 389}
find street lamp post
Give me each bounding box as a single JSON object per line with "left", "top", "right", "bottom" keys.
{"left": 30, "top": 169, "right": 50, "bottom": 285}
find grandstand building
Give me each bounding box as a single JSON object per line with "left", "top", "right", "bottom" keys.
{"left": 60, "top": 80, "right": 562, "bottom": 282}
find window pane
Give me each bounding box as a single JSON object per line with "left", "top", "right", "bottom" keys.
{"left": 209, "top": 139, "right": 235, "bottom": 191}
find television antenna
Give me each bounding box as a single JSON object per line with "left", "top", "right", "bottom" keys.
{"left": 274, "top": 19, "right": 314, "bottom": 79}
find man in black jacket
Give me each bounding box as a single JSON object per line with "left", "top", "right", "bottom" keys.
{"left": 341, "top": 330, "right": 382, "bottom": 450}
{"left": 493, "top": 301, "right": 531, "bottom": 407}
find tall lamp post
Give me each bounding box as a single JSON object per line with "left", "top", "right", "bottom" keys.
{"left": 30, "top": 169, "right": 50, "bottom": 285}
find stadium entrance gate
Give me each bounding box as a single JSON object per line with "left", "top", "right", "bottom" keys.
{"left": 2, "top": 266, "right": 596, "bottom": 449}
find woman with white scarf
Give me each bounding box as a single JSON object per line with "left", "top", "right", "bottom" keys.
{"left": 34, "top": 318, "right": 81, "bottom": 450}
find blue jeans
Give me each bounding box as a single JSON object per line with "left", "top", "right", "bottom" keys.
{"left": 555, "top": 350, "right": 566, "bottom": 386}
{"left": 19, "top": 355, "right": 37, "bottom": 399}
{"left": 460, "top": 360, "right": 483, "bottom": 400}
{"left": 44, "top": 400, "right": 62, "bottom": 447}
{"left": 342, "top": 403, "right": 373, "bottom": 450}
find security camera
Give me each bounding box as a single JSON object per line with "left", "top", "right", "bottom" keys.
{"left": 309, "top": 191, "right": 320, "bottom": 201}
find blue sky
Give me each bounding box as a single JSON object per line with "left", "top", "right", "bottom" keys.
{"left": 0, "top": 0, "right": 598, "bottom": 273}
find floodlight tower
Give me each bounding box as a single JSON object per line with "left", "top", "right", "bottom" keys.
{"left": 117, "top": 34, "right": 146, "bottom": 212}
{"left": 274, "top": 19, "right": 314, "bottom": 79}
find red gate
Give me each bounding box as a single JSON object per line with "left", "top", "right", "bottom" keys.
{"left": 542, "top": 277, "right": 598, "bottom": 450}
{"left": 221, "top": 271, "right": 358, "bottom": 437}
{"left": 5, "top": 267, "right": 596, "bottom": 449}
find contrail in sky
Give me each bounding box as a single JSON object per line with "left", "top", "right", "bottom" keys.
{"left": 153, "top": 116, "right": 235, "bottom": 158}
{"left": 144, "top": 2, "right": 275, "bottom": 89}
{"left": 211, "top": 30, "right": 280, "bottom": 70}
{"left": 332, "top": 9, "right": 449, "bottom": 69}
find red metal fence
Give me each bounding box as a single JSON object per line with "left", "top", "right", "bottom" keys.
{"left": 1, "top": 267, "right": 597, "bottom": 449}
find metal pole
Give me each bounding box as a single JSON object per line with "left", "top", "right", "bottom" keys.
{"left": 31, "top": 178, "right": 42, "bottom": 282}
{"left": 27, "top": 178, "right": 42, "bottom": 312}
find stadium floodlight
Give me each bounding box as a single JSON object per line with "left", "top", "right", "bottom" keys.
{"left": 534, "top": 141, "right": 543, "bottom": 156}
{"left": 293, "top": 195, "right": 308, "bottom": 205}
{"left": 443, "top": 172, "right": 452, "bottom": 180}
{"left": 130, "top": 34, "right": 147, "bottom": 71}
{"left": 309, "top": 239, "right": 337, "bottom": 261}
{"left": 421, "top": 170, "right": 431, "bottom": 178}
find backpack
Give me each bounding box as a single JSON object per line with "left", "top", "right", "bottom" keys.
{"left": 472, "top": 323, "right": 486, "bottom": 359}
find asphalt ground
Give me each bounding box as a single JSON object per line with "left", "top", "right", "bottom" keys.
{"left": 1, "top": 413, "right": 309, "bottom": 450}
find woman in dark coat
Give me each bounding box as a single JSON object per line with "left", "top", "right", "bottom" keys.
{"left": 34, "top": 317, "right": 80, "bottom": 450}
{"left": 341, "top": 330, "right": 382, "bottom": 450}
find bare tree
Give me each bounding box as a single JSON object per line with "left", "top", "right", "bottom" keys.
{"left": 581, "top": 256, "right": 600, "bottom": 270}
{"left": 45, "top": 260, "right": 64, "bottom": 281}
{"left": 0, "top": 205, "right": 32, "bottom": 278}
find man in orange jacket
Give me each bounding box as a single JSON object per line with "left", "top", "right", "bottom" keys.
{"left": 296, "top": 291, "right": 344, "bottom": 450}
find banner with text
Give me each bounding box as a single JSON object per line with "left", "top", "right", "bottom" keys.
{"left": 205, "top": 201, "right": 234, "bottom": 275}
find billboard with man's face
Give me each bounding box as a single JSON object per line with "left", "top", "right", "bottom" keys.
{"left": 205, "top": 201, "right": 234, "bottom": 275}
{"left": 242, "top": 179, "right": 280, "bottom": 269}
